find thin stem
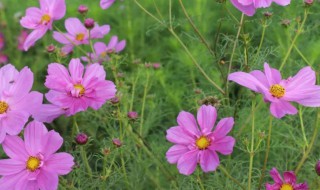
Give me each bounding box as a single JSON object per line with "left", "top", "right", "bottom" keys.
{"left": 219, "top": 165, "right": 246, "bottom": 190}
{"left": 130, "top": 72, "right": 140, "bottom": 111}
{"left": 226, "top": 13, "right": 245, "bottom": 103}
{"left": 299, "top": 106, "right": 308, "bottom": 148}
{"left": 255, "top": 22, "right": 267, "bottom": 62}
{"left": 257, "top": 116, "right": 273, "bottom": 190}
{"left": 139, "top": 70, "right": 150, "bottom": 135}
{"left": 279, "top": 9, "right": 309, "bottom": 71}
{"left": 293, "top": 44, "right": 313, "bottom": 68}
{"left": 178, "top": 0, "right": 216, "bottom": 58}
{"left": 295, "top": 109, "right": 320, "bottom": 174}
{"left": 248, "top": 97, "right": 256, "bottom": 190}
{"left": 73, "top": 116, "right": 93, "bottom": 178}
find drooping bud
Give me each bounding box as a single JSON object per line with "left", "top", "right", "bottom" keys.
{"left": 78, "top": 5, "right": 88, "bottom": 14}
{"left": 112, "top": 138, "right": 122, "bottom": 148}
{"left": 46, "top": 44, "right": 56, "bottom": 53}
{"left": 127, "top": 111, "right": 138, "bottom": 119}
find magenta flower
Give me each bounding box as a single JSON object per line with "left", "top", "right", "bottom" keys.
{"left": 33, "top": 58, "right": 116, "bottom": 122}
{"left": 0, "top": 64, "right": 42, "bottom": 143}
{"left": 20, "top": 0, "right": 66, "bottom": 50}
{"left": 82, "top": 36, "right": 126, "bottom": 63}
{"left": 0, "top": 32, "right": 4, "bottom": 50}
{"left": 230, "top": 0, "right": 290, "bottom": 16}
{"left": 228, "top": 63, "right": 320, "bottom": 118}
{"left": 53, "top": 18, "right": 110, "bottom": 54}
{"left": 0, "top": 121, "right": 74, "bottom": 189}
{"left": 17, "top": 30, "right": 29, "bottom": 51}
{"left": 166, "top": 105, "right": 235, "bottom": 175}
{"left": 100, "top": 0, "right": 116, "bottom": 9}
{"left": 266, "top": 168, "right": 308, "bottom": 190}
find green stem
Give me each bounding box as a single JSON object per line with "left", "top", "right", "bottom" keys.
{"left": 295, "top": 109, "right": 320, "bottom": 174}
{"left": 248, "top": 97, "right": 256, "bottom": 190}
{"left": 219, "top": 165, "right": 246, "bottom": 190}
{"left": 255, "top": 22, "right": 267, "bottom": 62}
{"left": 299, "top": 106, "right": 308, "bottom": 148}
{"left": 139, "top": 70, "right": 150, "bottom": 136}
{"left": 257, "top": 116, "right": 273, "bottom": 190}
{"left": 279, "top": 9, "right": 309, "bottom": 71}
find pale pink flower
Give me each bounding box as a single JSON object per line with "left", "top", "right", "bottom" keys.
{"left": 33, "top": 58, "right": 116, "bottom": 122}
{"left": 0, "top": 64, "right": 42, "bottom": 143}
{"left": 0, "top": 121, "right": 74, "bottom": 189}
{"left": 53, "top": 18, "right": 110, "bottom": 54}
{"left": 228, "top": 63, "right": 320, "bottom": 118}
{"left": 20, "top": 0, "right": 66, "bottom": 50}
{"left": 100, "top": 0, "right": 116, "bottom": 9}
{"left": 266, "top": 168, "right": 308, "bottom": 190}
{"left": 82, "top": 36, "right": 126, "bottom": 63}
{"left": 166, "top": 105, "right": 235, "bottom": 175}
{"left": 230, "top": 0, "right": 290, "bottom": 16}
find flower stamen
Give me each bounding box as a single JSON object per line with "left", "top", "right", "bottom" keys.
{"left": 0, "top": 101, "right": 9, "bottom": 114}
{"left": 75, "top": 33, "right": 85, "bottom": 41}
{"left": 280, "top": 183, "right": 293, "bottom": 190}
{"left": 41, "top": 14, "right": 51, "bottom": 24}
{"left": 26, "top": 156, "right": 41, "bottom": 172}
{"left": 269, "top": 84, "right": 285, "bottom": 98}
{"left": 74, "top": 84, "right": 85, "bottom": 96}
{"left": 196, "top": 136, "right": 210, "bottom": 150}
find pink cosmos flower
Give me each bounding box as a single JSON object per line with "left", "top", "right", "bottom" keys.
{"left": 33, "top": 58, "right": 116, "bottom": 122}
{"left": 17, "top": 30, "right": 29, "bottom": 51}
{"left": 82, "top": 36, "right": 126, "bottom": 63}
{"left": 166, "top": 105, "right": 235, "bottom": 175}
{"left": 100, "top": 0, "right": 116, "bottom": 9}
{"left": 0, "top": 32, "right": 4, "bottom": 50}
{"left": 0, "top": 121, "right": 74, "bottom": 189}
{"left": 228, "top": 63, "right": 320, "bottom": 118}
{"left": 230, "top": 0, "right": 290, "bottom": 16}
{"left": 53, "top": 18, "right": 110, "bottom": 54}
{"left": 0, "top": 53, "right": 8, "bottom": 64}
{"left": 0, "top": 64, "right": 42, "bottom": 143}
{"left": 20, "top": 0, "right": 66, "bottom": 50}
{"left": 266, "top": 168, "right": 308, "bottom": 190}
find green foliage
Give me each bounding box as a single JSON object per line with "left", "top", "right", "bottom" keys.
{"left": 1, "top": 0, "right": 320, "bottom": 189}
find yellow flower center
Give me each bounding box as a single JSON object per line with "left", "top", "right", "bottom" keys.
{"left": 0, "top": 101, "right": 9, "bottom": 114}
{"left": 26, "top": 156, "right": 41, "bottom": 172}
{"left": 76, "top": 33, "right": 85, "bottom": 41}
{"left": 280, "top": 183, "right": 293, "bottom": 190}
{"left": 74, "top": 84, "right": 85, "bottom": 96}
{"left": 100, "top": 51, "right": 107, "bottom": 58}
{"left": 41, "top": 14, "right": 51, "bottom": 24}
{"left": 196, "top": 136, "right": 210, "bottom": 150}
{"left": 269, "top": 84, "right": 285, "bottom": 98}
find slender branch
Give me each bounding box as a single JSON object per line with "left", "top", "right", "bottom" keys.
{"left": 219, "top": 165, "right": 246, "bottom": 190}
{"left": 248, "top": 97, "right": 256, "bottom": 190}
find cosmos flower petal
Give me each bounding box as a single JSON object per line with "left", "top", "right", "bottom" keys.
{"left": 37, "top": 170, "right": 59, "bottom": 190}
{"left": 41, "top": 130, "right": 63, "bottom": 157}
{"left": 0, "top": 159, "right": 25, "bottom": 175}
{"left": 264, "top": 63, "right": 282, "bottom": 85}
{"left": 270, "top": 100, "right": 297, "bottom": 118}
{"left": 177, "top": 111, "right": 200, "bottom": 136}
{"left": 23, "top": 27, "right": 47, "bottom": 51}
{"left": 283, "top": 171, "right": 296, "bottom": 185}
{"left": 269, "top": 168, "right": 283, "bottom": 184}
{"left": 2, "top": 110, "right": 29, "bottom": 136}
{"left": 49, "top": 0, "right": 66, "bottom": 20}
{"left": 197, "top": 105, "right": 217, "bottom": 134}
{"left": 230, "top": 0, "right": 256, "bottom": 16}
{"left": 100, "top": 0, "right": 116, "bottom": 9}
{"left": 115, "top": 40, "right": 126, "bottom": 52}
{"left": 265, "top": 183, "right": 281, "bottom": 190}
{"left": 24, "top": 121, "right": 48, "bottom": 155}
{"left": 65, "top": 18, "right": 86, "bottom": 36}
{"left": 177, "top": 150, "right": 198, "bottom": 175}
{"left": 209, "top": 136, "right": 235, "bottom": 155}
{"left": 212, "top": 117, "right": 234, "bottom": 139}
{"left": 45, "top": 153, "right": 74, "bottom": 175}
{"left": 293, "top": 182, "right": 309, "bottom": 190}
{"left": 228, "top": 71, "right": 267, "bottom": 93}
{"left": 199, "top": 150, "right": 220, "bottom": 172}
{"left": 166, "top": 145, "right": 190, "bottom": 164}
{"left": 285, "top": 66, "right": 316, "bottom": 92}
{"left": 94, "top": 42, "right": 108, "bottom": 55}
{"left": 0, "top": 171, "right": 29, "bottom": 190}
{"left": 166, "top": 126, "right": 194, "bottom": 145}
{"left": 273, "top": 0, "right": 291, "bottom": 6}
{"left": 3, "top": 136, "right": 29, "bottom": 161}
{"left": 32, "top": 104, "right": 66, "bottom": 123}
{"left": 68, "top": 58, "right": 85, "bottom": 82}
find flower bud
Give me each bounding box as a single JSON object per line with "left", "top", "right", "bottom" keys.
{"left": 304, "top": 0, "right": 313, "bottom": 6}
{"left": 110, "top": 96, "right": 120, "bottom": 104}
{"left": 75, "top": 133, "right": 88, "bottom": 145}
{"left": 46, "top": 44, "right": 55, "bottom": 53}
{"left": 112, "top": 138, "right": 122, "bottom": 148}
{"left": 78, "top": 5, "right": 88, "bottom": 14}
{"left": 127, "top": 111, "right": 138, "bottom": 119}
{"left": 84, "top": 18, "right": 95, "bottom": 29}
{"left": 153, "top": 63, "right": 161, "bottom": 69}
{"left": 315, "top": 160, "right": 320, "bottom": 176}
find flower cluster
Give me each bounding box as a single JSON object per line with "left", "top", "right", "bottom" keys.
{"left": 0, "top": 33, "right": 8, "bottom": 64}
